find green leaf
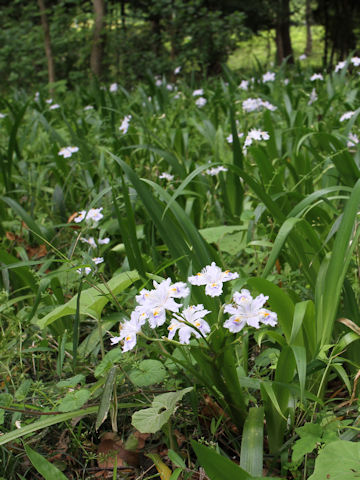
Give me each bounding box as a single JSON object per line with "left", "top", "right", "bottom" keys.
{"left": 167, "top": 449, "right": 186, "bottom": 468}
{"left": 308, "top": 440, "right": 360, "bottom": 480}
{"left": 56, "top": 375, "right": 85, "bottom": 389}
{"left": 24, "top": 444, "right": 68, "bottom": 480}
{"left": 34, "top": 270, "right": 140, "bottom": 328}
{"left": 95, "top": 366, "right": 117, "bottom": 430}
{"left": 129, "top": 359, "right": 166, "bottom": 387}
{"left": 57, "top": 389, "right": 91, "bottom": 412}
{"left": 199, "top": 225, "right": 245, "bottom": 244}
{"left": 0, "top": 406, "right": 97, "bottom": 446}
{"left": 191, "top": 441, "right": 254, "bottom": 480}
{"left": 292, "top": 423, "right": 323, "bottom": 463}
{"left": 132, "top": 387, "right": 193, "bottom": 433}
{"left": 240, "top": 407, "right": 264, "bottom": 477}
{"left": 94, "top": 348, "right": 123, "bottom": 378}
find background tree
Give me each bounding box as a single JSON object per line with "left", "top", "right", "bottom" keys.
{"left": 37, "top": 0, "right": 56, "bottom": 85}
{"left": 90, "top": 0, "right": 106, "bottom": 77}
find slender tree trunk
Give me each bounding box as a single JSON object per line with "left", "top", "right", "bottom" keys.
{"left": 305, "top": 0, "right": 312, "bottom": 55}
{"left": 37, "top": 0, "right": 55, "bottom": 85}
{"left": 90, "top": 0, "right": 106, "bottom": 78}
{"left": 275, "top": 0, "right": 294, "bottom": 65}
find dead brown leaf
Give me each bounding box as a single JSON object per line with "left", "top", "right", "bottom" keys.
{"left": 97, "top": 433, "right": 139, "bottom": 470}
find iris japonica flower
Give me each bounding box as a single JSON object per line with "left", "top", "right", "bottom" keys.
{"left": 0, "top": 113, "right": 6, "bottom": 119}
{"left": 110, "top": 311, "right": 144, "bottom": 352}
{"left": 243, "top": 129, "right": 270, "bottom": 153}
{"left": 223, "top": 289, "right": 277, "bottom": 333}
{"left": 262, "top": 71, "right": 275, "bottom": 83}
{"left": 340, "top": 111, "right": 355, "bottom": 122}
{"left": 188, "top": 262, "right": 238, "bottom": 297}
{"left": 195, "top": 97, "right": 207, "bottom": 108}
{"left": 242, "top": 98, "right": 276, "bottom": 113}
{"left": 205, "top": 166, "right": 228, "bottom": 176}
{"left": 347, "top": 132, "right": 359, "bottom": 148}
{"left": 310, "top": 73, "right": 323, "bottom": 81}
{"left": 193, "top": 89, "right": 204, "bottom": 97}
{"left": 110, "top": 83, "right": 118, "bottom": 92}
{"left": 308, "top": 88, "right": 318, "bottom": 105}
{"left": 58, "top": 146, "right": 79, "bottom": 158}
{"left": 299, "top": 54, "right": 307, "bottom": 60}
{"left": 74, "top": 207, "right": 104, "bottom": 224}
{"left": 159, "top": 172, "right": 174, "bottom": 181}
{"left": 168, "top": 304, "right": 211, "bottom": 344}
{"left": 335, "top": 61, "right": 346, "bottom": 73}
{"left": 351, "top": 57, "right": 360, "bottom": 67}
{"left": 239, "top": 80, "right": 249, "bottom": 91}
{"left": 174, "top": 66, "right": 181, "bottom": 75}
{"left": 49, "top": 103, "right": 60, "bottom": 110}
{"left": 119, "top": 115, "right": 131, "bottom": 134}
{"left": 135, "top": 278, "right": 189, "bottom": 328}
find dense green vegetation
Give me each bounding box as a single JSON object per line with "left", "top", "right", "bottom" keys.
{"left": 1, "top": 1, "right": 360, "bottom": 479}
{"left": 0, "top": 56, "right": 360, "bottom": 479}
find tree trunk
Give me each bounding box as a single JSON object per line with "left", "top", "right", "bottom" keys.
{"left": 90, "top": 0, "right": 106, "bottom": 78}
{"left": 274, "top": 0, "right": 294, "bottom": 65}
{"left": 305, "top": 0, "right": 312, "bottom": 55}
{"left": 37, "top": 0, "right": 55, "bottom": 85}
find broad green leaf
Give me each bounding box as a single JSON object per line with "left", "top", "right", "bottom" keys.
{"left": 94, "top": 348, "right": 122, "bottom": 378}
{"left": 309, "top": 440, "right": 360, "bottom": 480}
{"left": 34, "top": 270, "right": 139, "bottom": 329}
{"left": 24, "top": 444, "right": 68, "bottom": 480}
{"left": 56, "top": 375, "right": 85, "bottom": 389}
{"left": 240, "top": 407, "right": 264, "bottom": 477}
{"left": 316, "top": 179, "right": 360, "bottom": 347}
{"left": 132, "top": 387, "right": 193, "bottom": 433}
{"left": 192, "top": 440, "right": 280, "bottom": 480}
{"left": 199, "top": 225, "right": 245, "bottom": 244}
{"left": 57, "top": 389, "right": 91, "bottom": 412}
{"left": 292, "top": 423, "right": 322, "bottom": 463}
{"left": 129, "top": 359, "right": 166, "bottom": 387}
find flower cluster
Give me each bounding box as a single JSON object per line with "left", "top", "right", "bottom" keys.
{"left": 80, "top": 236, "right": 110, "bottom": 248}
{"left": 74, "top": 207, "right": 104, "bottom": 224}
{"left": 242, "top": 98, "right": 277, "bottom": 113}
{"left": 205, "top": 166, "right": 228, "bottom": 176}
{"left": 58, "top": 146, "right": 79, "bottom": 158}
{"left": 77, "top": 256, "right": 104, "bottom": 276}
{"left": 224, "top": 289, "right": 277, "bottom": 332}
{"left": 243, "top": 128, "right": 270, "bottom": 154}
{"left": 111, "top": 263, "right": 277, "bottom": 353}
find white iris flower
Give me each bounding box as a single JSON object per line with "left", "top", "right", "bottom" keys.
{"left": 224, "top": 289, "right": 277, "bottom": 333}
{"left": 188, "top": 262, "right": 239, "bottom": 297}
{"left": 168, "top": 304, "right": 211, "bottom": 344}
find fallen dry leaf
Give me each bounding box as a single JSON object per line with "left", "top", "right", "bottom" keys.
{"left": 97, "top": 432, "right": 139, "bottom": 470}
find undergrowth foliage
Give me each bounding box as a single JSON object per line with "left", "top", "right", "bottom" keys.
{"left": 0, "top": 57, "right": 360, "bottom": 479}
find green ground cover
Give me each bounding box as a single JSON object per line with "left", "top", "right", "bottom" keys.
{"left": 0, "top": 54, "right": 359, "bottom": 479}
